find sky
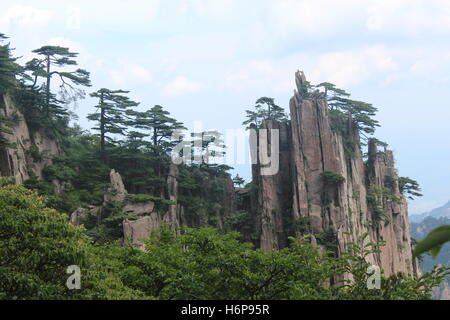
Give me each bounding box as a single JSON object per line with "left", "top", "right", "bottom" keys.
{"left": 1, "top": 0, "right": 450, "bottom": 215}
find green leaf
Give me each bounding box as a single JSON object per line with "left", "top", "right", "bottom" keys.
{"left": 413, "top": 225, "right": 450, "bottom": 258}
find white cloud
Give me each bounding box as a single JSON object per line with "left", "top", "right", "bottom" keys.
{"left": 162, "top": 76, "right": 206, "bottom": 97}
{"left": 310, "top": 46, "right": 398, "bottom": 87}
{"left": 176, "top": 0, "right": 237, "bottom": 18}
{"left": 224, "top": 46, "right": 399, "bottom": 93}
{"left": 0, "top": 5, "right": 52, "bottom": 33}
{"left": 270, "top": 0, "right": 364, "bottom": 35}
{"left": 270, "top": 0, "right": 450, "bottom": 37}
{"left": 366, "top": 0, "right": 450, "bottom": 34}
{"left": 110, "top": 63, "right": 153, "bottom": 87}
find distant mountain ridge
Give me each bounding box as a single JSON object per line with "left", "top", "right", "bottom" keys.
{"left": 410, "top": 200, "right": 450, "bottom": 223}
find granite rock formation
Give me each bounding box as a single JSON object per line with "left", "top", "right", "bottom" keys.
{"left": 0, "top": 94, "right": 61, "bottom": 184}
{"left": 246, "top": 71, "right": 418, "bottom": 277}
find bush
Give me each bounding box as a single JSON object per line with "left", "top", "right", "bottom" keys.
{"left": 320, "top": 171, "right": 345, "bottom": 186}
{"left": 0, "top": 184, "right": 144, "bottom": 299}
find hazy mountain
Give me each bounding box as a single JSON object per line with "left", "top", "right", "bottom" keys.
{"left": 410, "top": 200, "right": 450, "bottom": 223}
{"left": 410, "top": 209, "right": 450, "bottom": 299}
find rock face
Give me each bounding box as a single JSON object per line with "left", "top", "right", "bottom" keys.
{"left": 104, "top": 169, "right": 128, "bottom": 202}
{"left": 123, "top": 214, "right": 160, "bottom": 250}
{"left": 0, "top": 94, "right": 61, "bottom": 183}
{"left": 247, "top": 71, "right": 418, "bottom": 277}
{"left": 70, "top": 205, "right": 101, "bottom": 226}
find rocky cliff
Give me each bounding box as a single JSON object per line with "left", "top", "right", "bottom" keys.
{"left": 61, "top": 71, "right": 419, "bottom": 278}
{"left": 247, "top": 71, "right": 418, "bottom": 277}
{"left": 0, "top": 93, "right": 61, "bottom": 184}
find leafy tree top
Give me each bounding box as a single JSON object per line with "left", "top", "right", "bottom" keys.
{"left": 399, "top": 176, "right": 423, "bottom": 200}
{"left": 127, "top": 104, "right": 186, "bottom": 153}
{"left": 314, "top": 82, "right": 380, "bottom": 139}
{"left": 0, "top": 33, "right": 21, "bottom": 94}
{"left": 88, "top": 88, "right": 139, "bottom": 139}
{"left": 242, "top": 97, "right": 288, "bottom": 129}
{"left": 232, "top": 174, "right": 245, "bottom": 187}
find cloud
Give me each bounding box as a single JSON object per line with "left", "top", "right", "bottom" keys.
{"left": 176, "top": 0, "right": 237, "bottom": 18}
{"left": 310, "top": 46, "right": 398, "bottom": 87}
{"left": 269, "top": 0, "right": 450, "bottom": 38}
{"left": 110, "top": 63, "right": 153, "bottom": 87}
{"left": 0, "top": 5, "right": 52, "bottom": 33}
{"left": 366, "top": 0, "right": 450, "bottom": 34}
{"left": 223, "top": 46, "right": 399, "bottom": 94}
{"left": 270, "top": 0, "right": 365, "bottom": 36}
{"left": 162, "top": 76, "right": 206, "bottom": 97}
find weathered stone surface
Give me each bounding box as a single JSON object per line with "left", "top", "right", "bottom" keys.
{"left": 249, "top": 71, "right": 418, "bottom": 277}
{"left": 0, "top": 94, "right": 61, "bottom": 184}
{"left": 252, "top": 120, "right": 292, "bottom": 251}
{"left": 104, "top": 169, "right": 128, "bottom": 202}
{"left": 123, "top": 213, "right": 160, "bottom": 250}
{"left": 123, "top": 201, "right": 155, "bottom": 215}
{"left": 163, "top": 163, "right": 181, "bottom": 229}
{"left": 70, "top": 205, "right": 101, "bottom": 226}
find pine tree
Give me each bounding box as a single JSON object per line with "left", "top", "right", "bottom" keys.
{"left": 0, "top": 34, "right": 21, "bottom": 94}
{"left": 23, "top": 45, "right": 91, "bottom": 119}
{"left": 232, "top": 174, "right": 245, "bottom": 187}
{"left": 128, "top": 105, "right": 186, "bottom": 155}
{"left": 0, "top": 34, "right": 21, "bottom": 149}
{"left": 87, "top": 88, "right": 139, "bottom": 163}
{"left": 242, "top": 97, "right": 288, "bottom": 129}
{"left": 399, "top": 177, "right": 423, "bottom": 200}
{"left": 127, "top": 105, "right": 186, "bottom": 191}
{"left": 316, "top": 82, "right": 379, "bottom": 140}
{"left": 191, "top": 130, "right": 226, "bottom": 167}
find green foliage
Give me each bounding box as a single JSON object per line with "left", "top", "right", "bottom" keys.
{"left": 0, "top": 183, "right": 143, "bottom": 299}
{"left": 232, "top": 174, "right": 245, "bottom": 187}
{"left": 126, "top": 194, "right": 174, "bottom": 213}
{"left": 0, "top": 185, "right": 446, "bottom": 300}
{"left": 320, "top": 171, "right": 345, "bottom": 186}
{"left": 28, "top": 145, "right": 43, "bottom": 162}
{"left": 0, "top": 33, "right": 21, "bottom": 94}
{"left": 242, "top": 97, "right": 288, "bottom": 128}
{"left": 0, "top": 176, "right": 15, "bottom": 186}
{"left": 315, "top": 82, "right": 380, "bottom": 141}
{"left": 414, "top": 225, "right": 450, "bottom": 259}
{"left": 82, "top": 201, "right": 138, "bottom": 246}
{"left": 21, "top": 45, "right": 91, "bottom": 127}
{"left": 224, "top": 210, "right": 257, "bottom": 242}
{"left": 366, "top": 186, "right": 396, "bottom": 224}
{"left": 87, "top": 88, "right": 139, "bottom": 163}
{"left": 337, "top": 233, "right": 450, "bottom": 299}
{"left": 399, "top": 176, "right": 423, "bottom": 200}
{"left": 116, "top": 226, "right": 338, "bottom": 299}
{"left": 0, "top": 109, "right": 20, "bottom": 149}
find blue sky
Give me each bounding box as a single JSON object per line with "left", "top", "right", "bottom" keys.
{"left": 2, "top": 0, "right": 450, "bottom": 215}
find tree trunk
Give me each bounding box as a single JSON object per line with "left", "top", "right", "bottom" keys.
{"left": 45, "top": 54, "right": 50, "bottom": 116}
{"left": 100, "top": 92, "right": 106, "bottom": 164}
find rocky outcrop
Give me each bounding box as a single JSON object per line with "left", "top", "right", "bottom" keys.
{"left": 163, "top": 163, "right": 183, "bottom": 229}
{"left": 71, "top": 169, "right": 159, "bottom": 247}
{"left": 247, "top": 71, "right": 418, "bottom": 277}
{"left": 70, "top": 205, "right": 101, "bottom": 226}
{"left": 123, "top": 213, "right": 161, "bottom": 250}
{"left": 104, "top": 169, "right": 128, "bottom": 202}
{"left": 253, "top": 120, "right": 292, "bottom": 251}
{"left": 0, "top": 94, "right": 61, "bottom": 184}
